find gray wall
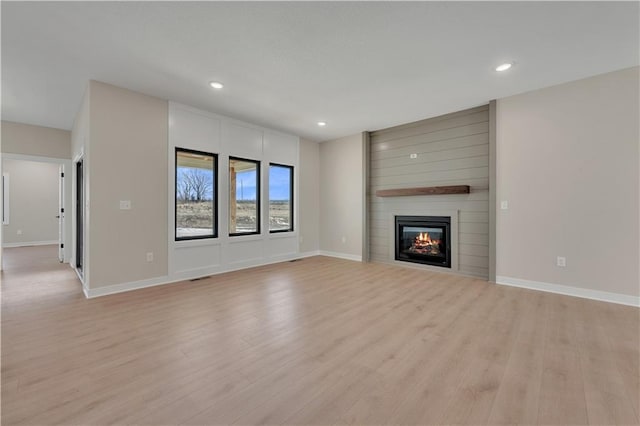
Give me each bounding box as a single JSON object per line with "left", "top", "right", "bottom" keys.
{"left": 496, "top": 66, "right": 639, "bottom": 298}
{"left": 86, "top": 81, "right": 169, "bottom": 288}
{"left": 369, "top": 105, "right": 490, "bottom": 278}
{"left": 2, "top": 121, "right": 71, "bottom": 159}
{"left": 319, "top": 133, "right": 364, "bottom": 259}
{"left": 299, "top": 138, "right": 320, "bottom": 254}
{"left": 2, "top": 159, "right": 59, "bottom": 246}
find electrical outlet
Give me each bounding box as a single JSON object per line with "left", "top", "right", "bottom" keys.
{"left": 557, "top": 256, "right": 566, "bottom": 267}
{"left": 120, "top": 200, "right": 131, "bottom": 210}
{"left": 341, "top": 236, "right": 347, "bottom": 244}
{"left": 299, "top": 236, "right": 304, "bottom": 244}
{"left": 500, "top": 201, "right": 509, "bottom": 210}
{"left": 410, "top": 153, "right": 418, "bottom": 159}
{"left": 17, "top": 229, "right": 22, "bottom": 235}
{"left": 146, "top": 252, "right": 154, "bottom": 262}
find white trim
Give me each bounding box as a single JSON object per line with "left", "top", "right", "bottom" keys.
{"left": 174, "top": 239, "right": 222, "bottom": 248}
{"left": 73, "top": 263, "right": 86, "bottom": 287}
{"left": 267, "top": 231, "right": 298, "bottom": 240}
{"left": 84, "top": 252, "right": 322, "bottom": 298}
{"left": 318, "top": 250, "right": 362, "bottom": 262}
{"left": 84, "top": 274, "right": 175, "bottom": 298}
{"left": 496, "top": 276, "right": 640, "bottom": 307}
{"left": 297, "top": 250, "right": 321, "bottom": 259}
{"left": 2, "top": 173, "right": 9, "bottom": 225}
{"left": 2, "top": 240, "right": 58, "bottom": 248}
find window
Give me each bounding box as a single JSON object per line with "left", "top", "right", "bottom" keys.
{"left": 229, "top": 157, "right": 260, "bottom": 235}
{"left": 175, "top": 148, "right": 217, "bottom": 240}
{"left": 269, "top": 164, "right": 293, "bottom": 232}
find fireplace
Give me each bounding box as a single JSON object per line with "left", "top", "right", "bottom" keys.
{"left": 395, "top": 216, "right": 451, "bottom": 268}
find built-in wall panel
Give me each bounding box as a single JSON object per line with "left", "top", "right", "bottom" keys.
{"left": 168, "top": 102, "right": 299, "bottom": 281}
{"left": 225, "top": 238, "right": 263, "bottom": 265}
{"left": 222, "top": 122, "right": 263, "bottom": 158}
{"left": 368, "top": 105, "right": 490, "bottom": 279}
{"left": 264, "top": 131, "right": 298, "bottom": 165}
{"left": 174, "top": 242, "right": 221, "bottom": 275}
{"left": 170, "top": 106, "right": 221, "bottom": 153}
{"left": 266, "top": 234, "right": 299, "bottom": 258}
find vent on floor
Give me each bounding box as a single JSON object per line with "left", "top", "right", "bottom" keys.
{"left": 189, "top": 276, "right": 211, "bottom": 282}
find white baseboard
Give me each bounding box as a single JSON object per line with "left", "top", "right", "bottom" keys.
{"left": 84, "top": 274, "right": 178, "bottom": 298}
{"left": 318, "top": 250, "right": 362, "bottom": 262}
{"left": 84, "top": 251, "right": 325, "bottom": 299}
{"left": 3, "top": 240, "right": 58, "bottom": 248}
{"left": 296, "top": 250, "right": 321, "bottom": 259}
{"left": 496, "top": 276, "right": 640, "bottom": 307}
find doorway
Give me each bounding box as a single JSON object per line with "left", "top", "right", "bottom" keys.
{"left": 0, "top": 154, "right": 72, "bottom": 269}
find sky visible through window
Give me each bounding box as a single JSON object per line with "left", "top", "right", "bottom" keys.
{"left": 234, "top": 168, "right": 291, "bottom": 201}
{"left": 178, "top": 167, "right": 290, "bottom": 200}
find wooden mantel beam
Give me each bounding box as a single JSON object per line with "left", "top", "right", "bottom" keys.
{"left": 375, "top": 185, "right": 470, "bottom": 197}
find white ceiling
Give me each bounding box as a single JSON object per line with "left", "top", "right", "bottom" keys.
{"left": 2, "top": 1, "right": 638, "bottom": 142}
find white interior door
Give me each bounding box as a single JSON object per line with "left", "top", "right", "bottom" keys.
{"left": 58, "top": 165, "right": 64, "bottom": 262}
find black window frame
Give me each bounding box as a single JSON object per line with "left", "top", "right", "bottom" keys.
{"left": 175, "top": 147, "right": 218, "bottom": 241}
{"left": 268, "top": 163, "right": 294, "bottom": 233}
{"left": 229, "top": 156, "right": 261, "bottom": 237}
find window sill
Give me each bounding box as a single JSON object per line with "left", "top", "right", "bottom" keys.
{"left": 174, "top": 238, "right": 221, "bottom": 248}
{"left": 268, "top": 231, "right": 297, "bottom": 239}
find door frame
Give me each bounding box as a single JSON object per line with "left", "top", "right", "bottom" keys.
{"left": 0, "top": 153, "right": 72, "bottom": 265}
{"left": 58, "top": 164, "right": 65, "bottom": 262}
{"left": 74, "top": 156, "right": 84, "bottom": 277}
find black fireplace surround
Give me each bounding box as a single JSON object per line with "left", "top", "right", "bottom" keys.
{"left": 395, "top": 215, "right": 451, "bottom": 268}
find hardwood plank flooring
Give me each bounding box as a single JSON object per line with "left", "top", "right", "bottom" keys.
{"left": 1, "top": 245, "right": 638, "bottom": 425}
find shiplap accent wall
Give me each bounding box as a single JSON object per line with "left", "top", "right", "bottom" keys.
{"left": 368, "top": 105, "right": 490, "bottom": 278}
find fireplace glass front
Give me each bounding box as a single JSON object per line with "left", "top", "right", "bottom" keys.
{"left": 395, "top": 216, "right": 451, "bottom": 268}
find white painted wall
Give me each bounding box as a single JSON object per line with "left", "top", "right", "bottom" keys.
{"left": 167, "top": 102, "right": 301, "bottom": 283}
{"left": 319, "top": 133, "right": 364, "bottom": 260}
{"left": 299, "top": 138, "right": 320, "bottom": 254}
{"left": 2, "top": 159, "right": 59, "bottom": 247}
{"left": 496, "top": 67, "right": 639, "bottom": 302}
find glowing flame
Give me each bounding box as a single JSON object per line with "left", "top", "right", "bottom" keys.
{"left": 416, "top": 232, "right": 439, "bottom": 244}
{"left": 411, "top": 232, "right": 442, "bottom": 255}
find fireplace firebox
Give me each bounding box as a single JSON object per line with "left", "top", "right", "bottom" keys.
{"left": 395, "top": 216, "right": 451, "bottom": 268}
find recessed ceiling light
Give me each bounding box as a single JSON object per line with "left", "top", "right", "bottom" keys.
{"left": 209, "top": 81, "right": 224, "bottom": 89}
{"left": 495, "top": 62, "right": 514, "bottom": 72}
{"left": 317, "top": 121, "right": 327, "bottom": 127}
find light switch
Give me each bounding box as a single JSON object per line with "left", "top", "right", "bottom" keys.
{"left": 120, "top": 200, "right": 131, "bottom": 210}
{"left": 500, "top": 201, "right": 508, "bottom": 210}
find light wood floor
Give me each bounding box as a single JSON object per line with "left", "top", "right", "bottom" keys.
{"left": 1, "top": 245, "right": 638, "bottom": 425}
